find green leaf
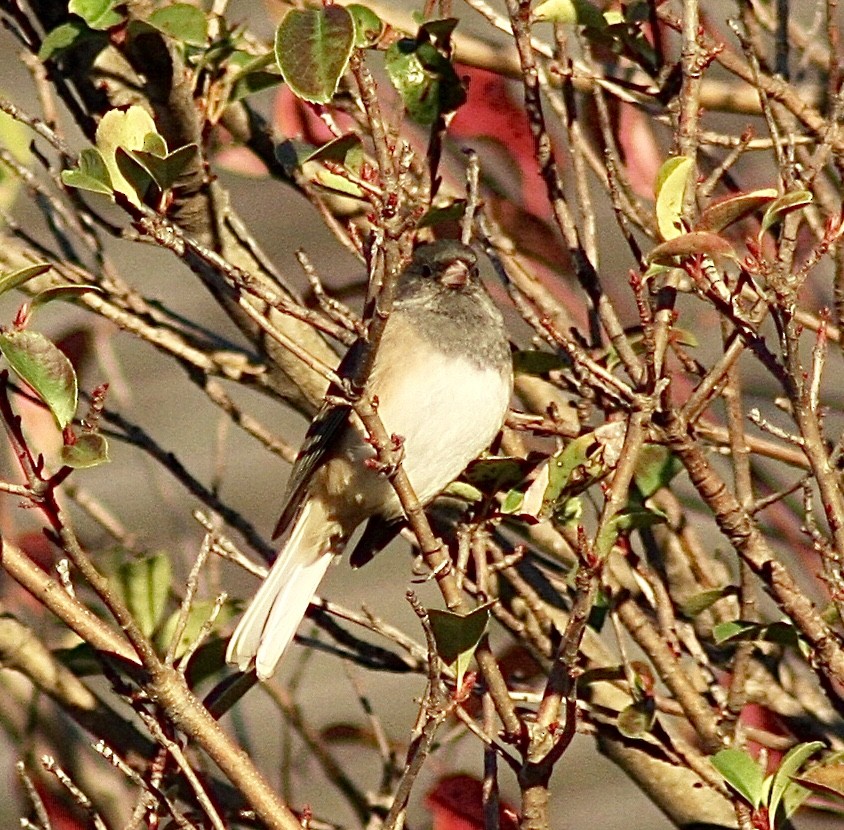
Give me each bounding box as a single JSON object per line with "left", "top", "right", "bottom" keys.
{"left": 274, "top": 6, "right": 355, "bottom": 104}
{"left": 0, "top": 263, "right": 51, "bottom": 297}
{"left": 428, "top": 603, "right": 492, "bottom": 687}
{"left": 0, "top": 330, "right": 77, "bottom": 429}
{"left": 713, "top": 619, "right": 807, "bottom": 653}
{"left": 68, "top": 0, "right": 123, "bottom": 30}
{"left": 712, "top": 748, "right": 766, "bottom": 808}
{"left": 695, "top": 188, "right": 778, "bottom": 233}
{"left": 385, "top": 38, "right": 466, "bottom": 124}
{"left": 157, "top": 600, "right": 235, "bottom": 661}
{"left": 532, "top": 0, "right": 606, "bottom": 27}
{"left": 539, "top": 423, "right": 627, "bottom": 518}
{"left": 61, "top": 431, "right": 110, "bottom": 468}
{"left": 0, "top": 107, "right": 32, "bottom": 216}
{"left": 759, "top": 190, "right": 814, "bottom": 238}
{"left": 230, "top": 54, "right": 284, "bottom": 101}
{"left": 633, "top": 445, "right": 681, "bottom": 498}
{"left": 647, "top": 231, "right": 736, "bottom": 265}
{"left": 464, "top": 455, "right": 530, "bottom": 493}
{"left": 121, "top": 143, "right": 198, "bottom": 190}
{"left": 654, "top": 155, "right": 694, "bottom": 241}
{"left": 31, "top": 284, "right": 102, "bottom": 309}
{"left": 95, "top": 106, "right": 160, "bottom": 206}
{"left": 115, "top": 554, "right": 172, "bottom": 638}
{"left": 148, "top": 3, "right": 208, "bottom": 45}
{"left": 679, "top": 586, "right": 737, "bottom": 618}
{"left": 113, "top": 147, "right": 154, "bottom": 205}
{"left": 595, "top": 505, "right": 666, "bottom": 559}
{"left": 713, "top": 619, "right": 761, "bottom": 644}
{"left": 768, "top": 741, "right": 824, "bottom": 830}
{"left": 305, "top": 134, "right": 364, "bottom": 172}
{"left": 348, "top": 4, "right": 384, "bottom": 47}
{"left": 617, "top": 698, "right": 656, "bottom": 738}
{"left": 512, "top": 349, "right": 568, "bottom": 376}
{"left": 417, "top": 200, "right": 467, "bottom": 229}
{"left": 38, "top": 20, "right": 102, "bottom": 61}
{"left": 443, "top": 480, "right": 484, "bottom": 502}
{"left": 61, "top": 147, "right": 113, "bottom": 196}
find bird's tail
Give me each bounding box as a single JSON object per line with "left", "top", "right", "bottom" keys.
{"left": 226, "top": 500, "right": 335, "bottom": 679}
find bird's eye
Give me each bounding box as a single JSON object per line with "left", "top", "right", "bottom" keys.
{"left": 421, "top": 264, "right": 433, "bottom": 278}
{"left": 470, "top": 266, "right": 480, "bottom": 279}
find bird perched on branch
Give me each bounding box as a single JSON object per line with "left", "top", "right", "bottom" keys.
{"left": 226, "top": 239, "right": 513, "bottom": 679}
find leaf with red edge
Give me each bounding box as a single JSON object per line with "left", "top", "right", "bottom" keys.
{"left": 0, "top": 330, "right": 77, "bottom": 428}
{"left": 61, "top": 431, "right": 110, "bottom": 468}
{"left": 648, "top": 231, "right": 736, "bottom": 265}
{"left": 696, "top": 189, "right": 778, "bottom": 232}
{"left": 274, "top": 6, "right": 355, "bottom": 104}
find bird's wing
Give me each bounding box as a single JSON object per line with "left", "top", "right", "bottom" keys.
{"left": 272, "top": 338, "right": 370, "bottom": 539}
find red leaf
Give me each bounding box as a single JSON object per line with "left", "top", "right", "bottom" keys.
{"left": 427, "top": 774, "right": 519, "bottom": 830}
{"left": 450, "top": 65, "right": 548, "bottom": 217}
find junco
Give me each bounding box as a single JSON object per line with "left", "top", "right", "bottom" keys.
{"left": 226, "top": 239, "right": 513, "bottom": 679}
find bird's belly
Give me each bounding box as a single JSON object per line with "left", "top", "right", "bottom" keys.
{"left": 357, "top": 351, "right": 511, "bottom": 517}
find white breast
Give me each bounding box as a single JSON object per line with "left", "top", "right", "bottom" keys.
{"left": 367, "top": 340, "right": 511, "bottom": 515}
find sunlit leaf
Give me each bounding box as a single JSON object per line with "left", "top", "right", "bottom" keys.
{"left": 348, "top": 4, "right": 384, "bottom": 47}
{"left": 595, "top": 505, "right": 666, "bottom": 558}
{"left": 768, "top": 742, "right": 824, "bottom": 830}
{"left": 69, "top": 0, "right": 123, "bottom": 30}
{"left": 385, "top": 37, "right": 466, "bottom": 124}
{"left": 696, "top": 189, "right": 778, "bottom": 232}
{"left": 95, "top": 106, "right": 160, "bottom": 206}
{"left": 148, "top": 3, "right": 208, "bottom": 45}
{"left": 648, "top": 231, "right": 736, "bottom": 265}
{"left": 654, "top": 155, "right": 693, "bottom": 241}
{"left": 0, "top": 330, "right": 77, "bottom": 428}
{"left": 0, "top": 106, "right": 32, "bottom": 215}
{"left": 305, "top": 134, "right": 363, "bottom": 172}
{"left": 274, "top": 6, "right": 355, "bottom": 104}
{"left": 31, "top": 284, "right": 102, "bottom": 309}
{"left": 533, "top": 0, "right": 605, "bottom": 27}
{"left": 759, "top": 190, "right": 813, "bottom": 238}
{"left": 794, "top": 753, "right": 844, "bottom": 799}
{"left": 712, "top": 748, "right": 766, "bottom": 808}
{"left": 61, "top": 147, "right": 114, "bottom": 196}
{"left": 0, "top": 263, "right": 51, "bottom": 297}
{"left": 61, "top": 431, "right": 110, "bottom": 468}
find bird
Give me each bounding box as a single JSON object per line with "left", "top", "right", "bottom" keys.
{"left": 226, "top": 239, "right": 513, "bottom": 680}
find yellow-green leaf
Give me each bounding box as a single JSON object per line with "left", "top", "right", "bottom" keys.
{"left": 95, "top": 106, "right": 160, "bottom": 206}
{"left": 654, "top": 156, "right": 694, "bottom": 241}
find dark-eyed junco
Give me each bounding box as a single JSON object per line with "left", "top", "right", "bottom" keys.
{"left": 226, "top": 239, "right": 513, "bottom": 679}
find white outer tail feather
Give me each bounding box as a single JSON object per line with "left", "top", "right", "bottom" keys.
{"left": 226, "top": 501, "right": 334, "bottom": 680}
